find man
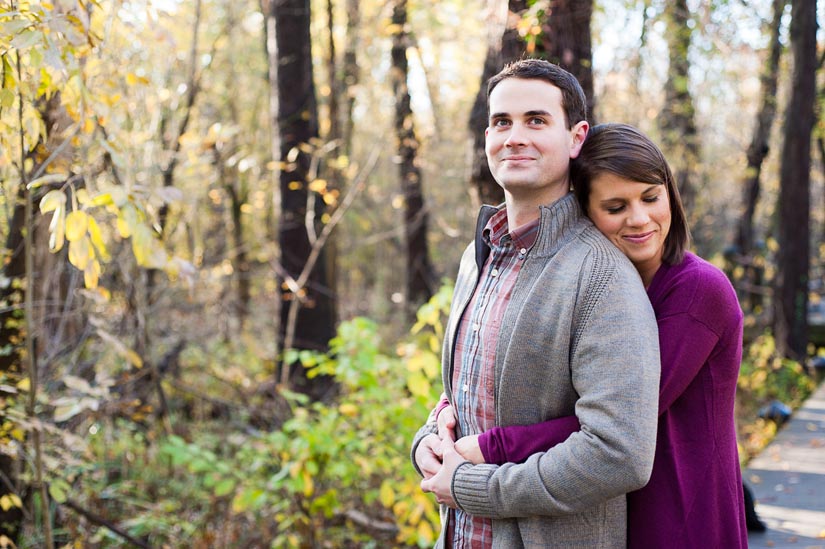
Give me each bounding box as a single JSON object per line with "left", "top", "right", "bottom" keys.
{"left": 410, "top": 59, "right": 660, "bottom": 547}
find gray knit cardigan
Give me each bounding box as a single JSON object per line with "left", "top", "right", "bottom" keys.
{"left": 412, "top": 193, "right": 661, "bottom": 548}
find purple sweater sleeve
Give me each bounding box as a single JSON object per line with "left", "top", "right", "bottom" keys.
{"left": 478, "top": 415, "right": 581, "bottom": 464}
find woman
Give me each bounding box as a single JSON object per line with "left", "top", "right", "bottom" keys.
{"left": 434, "top": 123, "right": 748, "bottom": 548}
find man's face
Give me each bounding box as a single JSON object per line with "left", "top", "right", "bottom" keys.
{"left": 485, "top": 78, "right": 587, "bottom": 209}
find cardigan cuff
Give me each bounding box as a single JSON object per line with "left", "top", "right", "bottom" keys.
{"left": 452, "top": 462, "right": 501, "bottom": 518}
{"left": 410, "top": 422, "right": 439, "bottom": 477}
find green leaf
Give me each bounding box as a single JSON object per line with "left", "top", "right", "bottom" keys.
{"left": 214, "top": 478, "right": 236, "bottom": 497}
{"left": 48, "top": 479, "right": 70, "bottom": 504}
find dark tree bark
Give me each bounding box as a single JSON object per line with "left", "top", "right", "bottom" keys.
{"left": 735, "top": 0, "right": 786, "bottom": 256}
{"left": 342, "top": 0, "right": 360, "bottom": 161}
{"left": 469, "top": 0, "right": 528, "bottom": 206}
{"left": 0, "top": 183, "right": 26, "bottom": 542}
{"left": 539, "top": 0, "right": 595, "bottom": 123}
{"left": 774, "top": 0, "right": 817, "bottom": 360}
{"left": 729, "top": 0, "right": 786, "bottom": 313}
{"left": 391, "top": 0, "right": 435, "bottom": 312}
{"left": 658, "top": 0, "right": 699, "bottom": 214}
{"left": 266, "top": 0, "right": 336, "bottom": 398}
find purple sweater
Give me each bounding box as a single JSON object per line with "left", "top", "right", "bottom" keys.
{"left": 476, "top": 253, "right": 748, "bottom": 548}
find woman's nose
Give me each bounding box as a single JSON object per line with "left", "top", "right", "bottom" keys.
{"left": 627, "top": 205, "right": 650, "bottom": 226}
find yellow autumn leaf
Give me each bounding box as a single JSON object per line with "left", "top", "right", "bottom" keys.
{"left": 302, "top": 469, "right": 314, "bottom": 497}
{"left": 116, "top": 216, "right": 131, "bottom": 238}
{"left": 339, "top": 403, "right": 358, "bottom": 417}
{"left": 49, "top": 205, "right": 65, "bottom": 252}
{"left": 406, "top": 372, "right": 430, "bottom": 397}
{"left": 417, "top": 520, "right": 434, "bottom": 543}
{"left": 39, "top": 189, "right": 66, "bottom": 213}
{"left": 89, "top": 192, "right": 114, "bottom": 207}
{"left": 16, "top": 378, "right": 30, "bottom": 392}
{"left": 96, "top": 329, "right": 143, "bottom": 368}
{"left": 0, "top": 496, "right": 11, "bottom": 512}
{"left": 65, "top": 210, "right": 88, "bottom": 242}
{"left": 84, "top": 259, "right": 100, "bottom": 289}
{"left": 132, "top": 224, "right": 166, "bottom": 268}
{"left": 117, "top": 203, "right": 138, "bottom": 238}
{"left": 87, "top": 217, "right": 110, "bottom": 261}
{"left": 379, "top": 480, "right": 395, "bottom": 508}
{"left": 308, "top": 179, "right": 327, "bottom": 193}
{"left": 28, "top": 174, "right": 66, "bottom": 191}
{"left": 68, "top": 236, "right": 93, "bottom": 270}
{"left": 125, "top": 349, "right": 143, "bottom": 368}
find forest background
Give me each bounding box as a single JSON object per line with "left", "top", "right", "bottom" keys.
{"left": 1, "top": 0, "right": 824, "bottom": 547}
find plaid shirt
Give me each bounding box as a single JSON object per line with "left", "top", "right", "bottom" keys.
{"left": 448, "top": 208, "right": 539, "bottom": 548}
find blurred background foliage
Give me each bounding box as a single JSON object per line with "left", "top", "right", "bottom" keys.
{"left": 1, "top": 0, "right": 824, "bottom": 546}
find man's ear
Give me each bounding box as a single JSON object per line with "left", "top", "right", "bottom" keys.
{"left": 570, "top": 121, "right": 589, "bottom": 158}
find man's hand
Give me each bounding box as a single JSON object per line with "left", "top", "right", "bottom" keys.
{"left": 415, "top": 433, "right": 443, "bottom": 480}
{"left": 437, "top": 404, "right": 457, "bottom": 442}
{"left": 454, "top": 434, "right": 485, "bottom": 464}
{"left": 420, "top": 437, "right": 466, "bottom": 508}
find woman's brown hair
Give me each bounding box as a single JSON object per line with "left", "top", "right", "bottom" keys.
{"left": 571, "top": 123, "right": 691, "bottom": 265}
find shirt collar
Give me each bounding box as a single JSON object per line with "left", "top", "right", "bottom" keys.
{"left": 483, "top": 207, "right": 540, "bottom": 250}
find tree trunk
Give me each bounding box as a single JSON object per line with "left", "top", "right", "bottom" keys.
{"left": 730, "top": 0, "right": 786, "bottom": 313}
{"left": 468, "top": 0, "right": 529, "bottom": 206}
{"left": 658, "top": 0, "right": 699, "bottom": 216}
{"left": 342, "top": 0, "right": 360, "bottom": 161}
{"left": 267, "top": 0, "right": 336, "bottom": 399}
{"left": 774, "top": 0, "right": 816, "bottom": 360}
{"left": 391, "top": 0, "right": 435, "bottom": 313}
{"left": 540, "top": 0, "right": 595, "bottom": 123}
{"left": 735, "top": 0, "right": 786, "bottom": 257}
{"left": 0, "top": 184, "right": 26, "bottom": 543}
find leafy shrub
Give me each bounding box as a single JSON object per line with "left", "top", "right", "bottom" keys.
{"left": 736, "top": 333, "right": 817, "bottom": 462}
{"left": 155, "top": 284, "right": 453, "bottom": 547}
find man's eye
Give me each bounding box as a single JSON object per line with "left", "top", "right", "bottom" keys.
{"left": 493, "top": 119, "right": 510, "bottom": 127}
{"left": 529, "top": 117, "right": 545, "bottom": 125}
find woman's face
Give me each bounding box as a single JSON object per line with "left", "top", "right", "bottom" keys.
{"left": 587, "top": 172, "right": 671, "bottom": 286}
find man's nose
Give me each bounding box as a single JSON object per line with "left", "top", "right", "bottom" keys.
{"left": 504, "top": 123, "right": 528, "bottom": 147}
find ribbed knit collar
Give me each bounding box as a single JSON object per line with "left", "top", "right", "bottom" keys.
{"left": 531, "top": 193, "right": 585, "bottom": 258}
{"left": 474, "top": 193, "right": 586, "bottom": 267}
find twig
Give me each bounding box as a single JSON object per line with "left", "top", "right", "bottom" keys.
{"left": 343, "top": 508, "right": 398, "bottom": 535}
{"left": 63, "top": 498, "right": 151, "bottom": 549}
{"left": 276, "top": 148, "right": 380, "bottom": 384}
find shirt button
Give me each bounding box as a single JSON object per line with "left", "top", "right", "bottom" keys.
{"left": 463, "top": 384, "right": 469, "bottom": 392}
{"left": 491, "top": 268, "right": 499, "bottom": 277}
{"left": 472, "top": 323, "right": 480, "bottom": 332}
{"left": 519, "top": 247, "right": 527, "bottom": 256}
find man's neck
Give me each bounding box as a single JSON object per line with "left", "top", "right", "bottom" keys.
{"left": 505, "top": 189, "right": 571, "bottom": 230}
